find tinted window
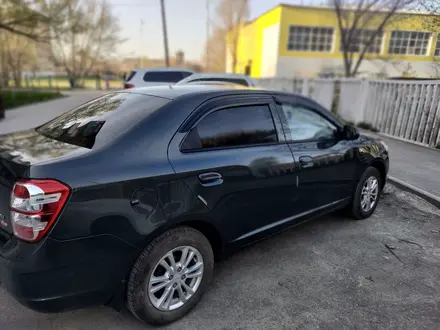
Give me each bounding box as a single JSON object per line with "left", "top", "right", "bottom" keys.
{"left": 181, "top": 71, "right": 193, "bottom": 78}
{"left": 36, "top": 93, "right": 169, "bottom": 149}
{"left": 125, "top": 71, "right": 136, "bottom": 81}
{"left": 281, "top": 103, "right": 337, "bottom": 141}
{"left": 143, "top": 71, "right": 184, "bottom": 83}
{"left": 181, "top": 105, "right": 277, "bottom": 151}
{"left": 193, "top": 78, "right": 249, "bottom": 86}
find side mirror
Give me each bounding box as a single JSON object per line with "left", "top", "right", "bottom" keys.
{"left": 342, "top": 125, "right": 360, "bottom": 140}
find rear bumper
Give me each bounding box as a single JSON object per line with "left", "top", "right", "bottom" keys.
{"left": 0, "top": 235, "right": 139, "bottom": 313}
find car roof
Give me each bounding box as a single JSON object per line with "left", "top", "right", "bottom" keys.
{"left": 132, "top": 67, "right": 194, "bottom": 73}
{"left": 124, "top": 84, "right": 263, "bottom": 100}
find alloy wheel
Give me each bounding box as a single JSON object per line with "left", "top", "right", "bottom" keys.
{"left": 148, "top": 246, "right": 204, "bottom": 311}
{"left": 360, "top": 176, "right": 379, "bottom": 212}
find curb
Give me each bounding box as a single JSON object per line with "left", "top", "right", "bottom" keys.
{"left": 388, "top": 176, "right": 440, "bottom": 209}
{"left": 376, "top": 132, "right": 440, "bottom": 153}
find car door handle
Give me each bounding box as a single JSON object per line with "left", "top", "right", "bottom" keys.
{"left": 198, "top": 172, "right": 223, "bottom": 187}
{"left": 299, "top": 156, "right": 314, "bottom": 168}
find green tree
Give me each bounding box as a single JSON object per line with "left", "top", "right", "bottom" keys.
{"left": 47, "top": 0, "right": 123, "bottom": 87}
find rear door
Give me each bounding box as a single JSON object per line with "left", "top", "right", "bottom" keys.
{"left": 168, "top": 95, "right": 299, "bottom": 244}
{"left": 275, "top": 95, "right": 356, "bottom": 212}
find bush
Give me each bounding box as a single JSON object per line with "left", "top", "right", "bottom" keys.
{"left": 356, "top": 122, "right": 379, "bottom": 132}
{"left": 436, "top": 144, "right": 440, "bottom": 149}
{"left": 2, "top": 91, "right": 63, "bottom": 110}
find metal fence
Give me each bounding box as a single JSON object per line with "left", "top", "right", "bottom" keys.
{"left": 258, "top": 77, "right": 440, "bottom": 148}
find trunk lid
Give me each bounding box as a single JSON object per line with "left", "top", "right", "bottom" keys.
{"left": 0, "top": 129, "right": 85, "bottom": 235}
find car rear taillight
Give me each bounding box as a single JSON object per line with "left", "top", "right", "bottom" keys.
{"left": 124, "top": 83, "right": 135, "bottom": 89}
{"left": 10, "top": 179, "right": 70, "bottom": 242}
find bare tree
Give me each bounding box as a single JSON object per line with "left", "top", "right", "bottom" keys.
{"left": 47, "top": 0, "right": 123, "bottom": 87}
{"left": 0, "top": 31, "right": 37, "bottom": 87}
{"left": 215, "top": 0, "right": 249, "bottom": 73}
{"left": 0, "top": 0, "right": 70, "bottom": 41}
{"left": 418, "top": 0, "right": 440, "bottom": 76}
{"left": 202, "top": 26, "right": 227, "bottom": 72}
{"left": 332, "top": 0, "right": 415, "bottom": 77}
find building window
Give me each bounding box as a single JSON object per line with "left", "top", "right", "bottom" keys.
{"left": 340, "top": 29, "right": 383, "bottom": 54}
{"left": 388, "top": 31, "right": 432, "bottom": 56}
{"left": 287, "top": 26, "right": 334, "bottom": 52}
{"left": 435, "top": 35, "right": 440, "bottom": 56}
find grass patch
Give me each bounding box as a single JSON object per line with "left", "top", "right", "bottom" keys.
{"left": 436, "top": 144, "right": 440, "bottom": 149}
{"left": 356, "top": 122, "right": 379, "bottom": 132}
{"left": 2, "top": 91, "right": 63, "bottom": 110}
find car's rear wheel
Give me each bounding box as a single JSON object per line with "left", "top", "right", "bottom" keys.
{"left": 126, "top": 227, "right": 214, "bottom": 325}
{"left": 348, "top": 166, "right": 382, "bottom": 220}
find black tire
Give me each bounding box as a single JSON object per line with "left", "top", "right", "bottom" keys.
{"left": 126, "top": 227, "right": 214, "bottom": 325}
{"left": 348, "top": 167, "right": 382, "bottom": 220}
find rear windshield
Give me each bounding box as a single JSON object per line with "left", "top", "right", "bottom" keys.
{"left": 143, "top": 71, "right": 187, "bottom": 83}
{"left": 193, "top": 78, "right": 249, "bottom": 86}
{"left": 36, "top": 93, "right": 169, "bottom": 149}
{"left": 125, "top": 71, "right": 136, "bottom": 81}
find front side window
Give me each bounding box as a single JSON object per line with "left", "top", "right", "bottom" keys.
{"left": 287, "top": 25, "right": 334, "bottom": 52}
{"left": 181, "top": 105, "right": 277, "bottom": 151}
{"left": 280, "top": 103, "right": 337, "bottom": 141}
{"left": 388, "top": 31, "right": 431, "bottom": 55}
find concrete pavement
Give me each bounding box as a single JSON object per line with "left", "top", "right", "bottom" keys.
{"left": 0, "top": 91, "right": 108, "bottom": 135}
{"left": 360, "top": 130, "right": 440, "bottom": 206}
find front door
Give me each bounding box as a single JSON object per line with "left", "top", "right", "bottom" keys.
{"left": 168, "top": 96, "right": 299, "bottom": 244}
{"left": 275, "top": 96, "right": 357, "bottom": 212}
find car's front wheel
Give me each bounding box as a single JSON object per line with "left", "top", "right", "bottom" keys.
{"left": 349, "top": 166, "right": 382, "bottom": 220}
{"left": 127, "top": 227, "right": 214, "bottom": 325}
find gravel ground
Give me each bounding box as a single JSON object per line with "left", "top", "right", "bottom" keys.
{"left": 1, "top": 185, "right": 439, "bottom": 329}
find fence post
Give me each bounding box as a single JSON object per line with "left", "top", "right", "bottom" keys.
{"left": 301, "top": 78, "right": 310, "bottom": 96}
{"left": 423, "top": 84, "right": 439, "bottom": 145}
{"left": 358, "top": 79, "right": 370, "bottom": 124}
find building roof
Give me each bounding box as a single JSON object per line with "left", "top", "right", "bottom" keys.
{"left": 245, "top": 3, "right": 436, "bottom": 25}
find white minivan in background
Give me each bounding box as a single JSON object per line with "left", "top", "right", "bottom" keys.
{"left": 124, "top": 68, "right": 194, "bottom": 89}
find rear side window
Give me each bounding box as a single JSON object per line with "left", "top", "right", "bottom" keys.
{"left": 143, "top": 71, "right": 185, "bottom": 83}
{"left": 204, "top": 78, "right": 249, "bottom": 86}
{"left": 125, "top": 71, "right": 136, "bottom": 81}
{"left": 36, "top": 93, "right": 169, "bottom": 149}
{"left": 181, "top": 105, "right": 277, "bottom": 151}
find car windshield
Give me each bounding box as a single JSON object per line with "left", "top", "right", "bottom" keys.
{"left": 36, "top": 93, "right": 169, "bottom": 149}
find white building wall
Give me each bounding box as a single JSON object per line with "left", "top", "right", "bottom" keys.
{"left": 275, "top": 56, "right": 440, "bottom": 78}
{"left": 260, "top": 24, "right": 280, "bottom": 78}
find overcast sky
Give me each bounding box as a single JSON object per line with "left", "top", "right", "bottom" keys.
{"left": 108, "top": 0, "right": 322, "bottom": 61}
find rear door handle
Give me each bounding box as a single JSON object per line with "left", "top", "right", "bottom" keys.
{"left": 198, "top": 172, "right": 223, "bottom": 187}
{"left": 299, "top": 156, "right": 313, "bottom": 168}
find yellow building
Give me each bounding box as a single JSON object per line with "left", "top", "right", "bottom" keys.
{"left": 228, "top": 4, "right": 440, "bottom": 78}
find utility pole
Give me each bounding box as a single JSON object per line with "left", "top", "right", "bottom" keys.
{"left": 206, "top": 0, "right": 210, "bottom": 72}
{"left": 160, "top": 0, "right": 170, "bottom": 67}
{"left": 140, "top": 19, "right": 144, "bottom": 67}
